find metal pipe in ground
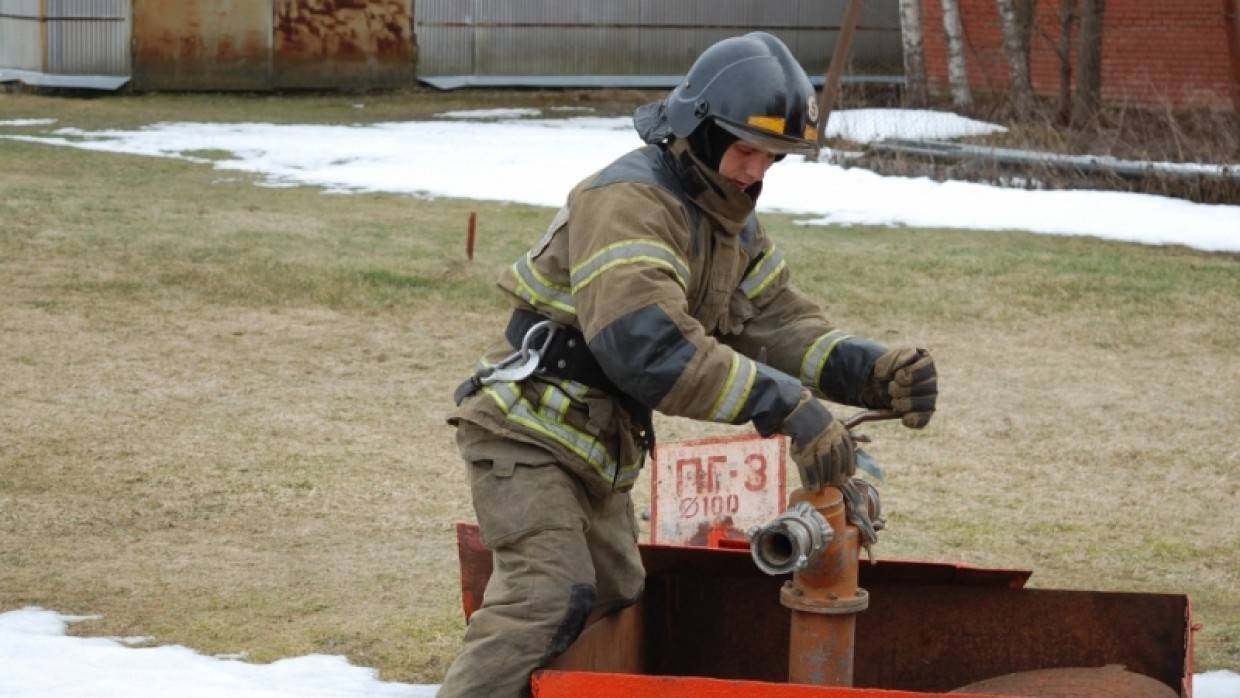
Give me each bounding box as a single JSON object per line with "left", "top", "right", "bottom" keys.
{"left": 781, "top": 486, "right": 868, "bottom": 686}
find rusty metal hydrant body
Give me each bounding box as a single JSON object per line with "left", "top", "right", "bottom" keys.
{"left": 780, "top": 486, "right": 868, "bottom": 686}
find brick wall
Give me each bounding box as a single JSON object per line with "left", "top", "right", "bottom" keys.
{"left": 919, "top": 0, "right": 1240, "bottom": 111}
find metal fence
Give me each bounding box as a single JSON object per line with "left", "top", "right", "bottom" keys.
{"left": 416, "top": 0, "right": 903, "bottom": 89}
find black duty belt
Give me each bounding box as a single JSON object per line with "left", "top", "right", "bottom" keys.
{"left": 453, "top": 309, "right": 655, "bottom": 451}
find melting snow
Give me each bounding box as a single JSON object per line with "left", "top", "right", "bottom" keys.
{"left": 1, "top": 608, "right": 1236, "bottom": 698}
{"left": 2, "top": 109, "right": 1235, "bottom": 253}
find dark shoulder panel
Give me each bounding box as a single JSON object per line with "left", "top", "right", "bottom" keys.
{"left": 739, "top": 214, "right": 761, "bottom": 256}
{"left": 586, "top": 145, "right": 686, "bottom": 196}
{"left": 586, "top": 145, "right": 703, "bottom": 254}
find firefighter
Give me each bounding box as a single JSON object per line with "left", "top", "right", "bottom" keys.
{"left": 438, "top": 32, "right": 937, "bottom": 697}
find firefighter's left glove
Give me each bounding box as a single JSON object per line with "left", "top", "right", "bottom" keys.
{"left": 865, "top": 347, "right": 937, "bottom": 429}
{"left": 782, "top": 392, "right": 856, "bottom": 492}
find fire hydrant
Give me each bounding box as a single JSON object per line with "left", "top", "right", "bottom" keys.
{"left": 749, "top": 486, "right": 867, "bottom": 686}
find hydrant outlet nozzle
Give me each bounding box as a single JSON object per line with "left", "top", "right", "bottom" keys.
{"left": 748, "top": 501, "right": 834, "bottom": 576}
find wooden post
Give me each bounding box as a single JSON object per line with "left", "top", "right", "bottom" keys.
{"left": 466, "top": 211, "right": 477, "bottom": 261}
{"left": 816, "top": 0, "right": 865, "bottom": 150}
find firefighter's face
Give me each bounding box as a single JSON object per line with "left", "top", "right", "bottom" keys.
{"left": 718, "top": 140, "right": 777, "bottom": 192}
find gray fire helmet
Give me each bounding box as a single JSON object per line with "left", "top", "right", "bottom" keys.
{"left": 634, "top": 32, "right": 819, "bottom": 156}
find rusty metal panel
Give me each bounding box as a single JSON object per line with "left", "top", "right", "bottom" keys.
{"left": 0, "top": 0, "right": 42, "bottom": 72}
{"left": 456, "top": 523, "right": 1189, "bottom": 696}
{"left": 131, "top": 0, "right": 273, "bottom": 91}
{"left": 45, "top": 0, "right": 130, "bottom": 75}
{"left": 273, "top": 0, "right": 414, "bottom": 89}
{"left": 416, "top": 0, "right": 902, "bottom": 87}
{"left": 533, "top": 671, "right": 974, "bottom": 698}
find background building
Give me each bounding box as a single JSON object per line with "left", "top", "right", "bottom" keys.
{"left": 919, "top": 0, "right": 1240, "bottom": 111}
{"left": 2, "top": 0, "right": 1238, "bottom": 114}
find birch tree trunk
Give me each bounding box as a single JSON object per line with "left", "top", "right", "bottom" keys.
{"left": 1073, "top": 0, "right": 1105, "bottom": 123}
{"left": 899, "top": 0, "right": 929, "bottom": 107}
{"left": 940, "top": 0, "right": 973, "bottom": 108}
{"left": 996, "top": 0, "right": 1035, "bottom": 120}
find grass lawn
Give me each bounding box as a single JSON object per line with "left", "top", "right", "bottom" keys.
{"left": 1, "top": 91, "right": 1237, "bottom": 682}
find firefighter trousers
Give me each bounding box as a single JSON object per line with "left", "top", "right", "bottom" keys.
{"left": 437, "top": 421, "right": 645, "bottom": 698}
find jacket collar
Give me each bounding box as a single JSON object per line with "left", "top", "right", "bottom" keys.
{"left": 665, "top": 139, "right": 757, "bottom": 237}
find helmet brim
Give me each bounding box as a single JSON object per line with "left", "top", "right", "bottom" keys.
{"left": 715, "top": 118, "right": 819, "bottom": 157}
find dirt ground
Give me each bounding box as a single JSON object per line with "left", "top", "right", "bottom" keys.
{"left": 1, "top": 92, "right": 1237, "bottom": 683}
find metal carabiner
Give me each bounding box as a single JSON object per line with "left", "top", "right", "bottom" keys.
{"left": 479, "top": 320, "right": 558, "bottom": 385}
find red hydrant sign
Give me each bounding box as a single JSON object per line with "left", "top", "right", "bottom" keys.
{"left": 650, "top": 434, "right": 786, "bottom": 546}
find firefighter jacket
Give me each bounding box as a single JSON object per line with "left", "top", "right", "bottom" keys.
{"left": 451, "top": 139, "right": 886, "bottom": 499}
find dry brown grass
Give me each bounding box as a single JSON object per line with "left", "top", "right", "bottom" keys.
{"left": 1, "top": 92, "right": 1237, "bottom": 682}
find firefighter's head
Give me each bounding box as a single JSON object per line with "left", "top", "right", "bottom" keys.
{"left": 634, "top": 31, "right": 820, "bottom": 176}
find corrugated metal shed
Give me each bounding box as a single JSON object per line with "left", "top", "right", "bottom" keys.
{"left": 0, "top": 0, "right": 130, "bottom": 88}
{"left": 417, "top": 0, "right": 903, "bottom": 89}
{"left": 0, "top": 0, "right": 43, "bottom": 72}
{"left": 3, "top": 0, "right": 899, "bottom": 91}
{"left": 46, "top": 0, "right": 130, "bottom": 75}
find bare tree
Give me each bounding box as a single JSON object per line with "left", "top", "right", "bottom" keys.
{"left": 1055, "top": 0, "right": 1077, "bottom": 124}
{"left": 940, "top": 0, "right": 973, "bottom": 109}
{"left": 899, "top": 0, "right": 929, "bottom": 107}
{"left": 1073, "top": 0, "right": 1106, "bottom": 123}
{"left": 996, "top": 0, "right": 1035, "bottom": 120}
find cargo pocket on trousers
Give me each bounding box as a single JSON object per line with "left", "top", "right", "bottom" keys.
{"left": 469, "top": 460, "right": 588, "bottom": 550}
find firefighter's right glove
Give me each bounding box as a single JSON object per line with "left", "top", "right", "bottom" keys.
{"left": 782, "top": 392, "right": 856, "bottom": 492}
{"left": 865, "top": 347, "right": 937, "bottom": 429}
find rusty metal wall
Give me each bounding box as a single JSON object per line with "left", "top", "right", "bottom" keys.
{"left": 131, "top": 0, "right": 273, "bottom": 90}
{"left": 417, "top": 0, "right": 903, "bottom": 85}
{"left": 45, "top": 0, "right": 130, "bottom": 75}
{"left": 0, "top": 0, "right": 42, "bottom": 72}
{"left": 128, "top": 0, "right": 414, "bottom": 90}
{"left": 273, "top": 0, "right": 414, "bottom": 88}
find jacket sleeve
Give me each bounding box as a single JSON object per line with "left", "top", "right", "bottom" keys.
{"left": 569, "top": 182, "right": 803, "bottom": 436}
{"left": 721, "top": 228, "right": 888, "bottom": 408}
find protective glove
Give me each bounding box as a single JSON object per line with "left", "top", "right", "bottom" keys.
{"left": 781, "top": 392, "right": 856, "bottom": 492}
{"left": 865, "top": 347, "right": 937, "bottom": 429}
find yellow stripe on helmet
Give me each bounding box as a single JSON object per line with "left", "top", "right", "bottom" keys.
{"left": 747, "top": 115, "right": 786, "bottom": 135}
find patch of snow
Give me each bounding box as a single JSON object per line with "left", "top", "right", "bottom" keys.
{"left": 2, "top": 607, "right": 1236, "bottom": 697}
{"left": 3, "top": 112, "right": 1237, "bottom": 253}
{"left": 108, "top": 635, "right": 151, "bottom": 646}
{"left": 773, "top": 162, "right": 1240, "bottom": 253}
{"left": 1196, "top": 671, "right": 1240, "bottom": 698}
{"left": 0, "top": 118, "right": 58, "bottom": 126}
{"left": 0, "top": 607, "right": 438, "bottom": 698}
{"left": 826, "top": 108, "right": 1006, "bottom": 143}
{"left": 434, "top": 107, "right": 541, "bottom": 119}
